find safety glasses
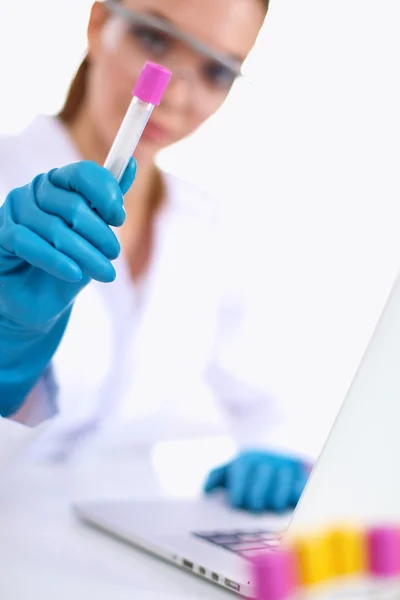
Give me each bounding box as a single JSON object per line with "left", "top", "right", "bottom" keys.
{"left": 103, "top": 0, "right": 244, "bottom": 98}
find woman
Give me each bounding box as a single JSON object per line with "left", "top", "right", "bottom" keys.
{"left": 0, "top": 0, "right": 310, "bottom": 510}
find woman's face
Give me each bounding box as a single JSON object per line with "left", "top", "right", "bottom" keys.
{"left": 86, "top": 0, "right": 265, "bottom": 161}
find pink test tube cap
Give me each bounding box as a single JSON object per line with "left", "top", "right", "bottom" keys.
{"left": 366, "top": 526, "right": 400, "bottom": 577}
{"left": 132, "top": 61, "right": 172, "bottom": 106}
{"left": 251, "top": 549, "right": 299, "bottom": 600}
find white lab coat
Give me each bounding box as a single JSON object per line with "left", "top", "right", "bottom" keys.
{"left": 0, "top": 114, "right": 288, "bottom": 460}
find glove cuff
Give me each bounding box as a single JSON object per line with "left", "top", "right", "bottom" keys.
{"left": 0, "top": 309, "right": 71, "bottom": 417}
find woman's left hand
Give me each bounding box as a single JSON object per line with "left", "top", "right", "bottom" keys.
{"left": 203, "top": 450, "right": 311, "bottom": 514}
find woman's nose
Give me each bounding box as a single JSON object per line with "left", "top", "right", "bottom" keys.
{"left": 161, "top": 67, "right": 195, "bottom": 110}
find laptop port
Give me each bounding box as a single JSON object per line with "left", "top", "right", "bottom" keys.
{"left": 211, "top": 573, "right": 219, "bottom": 582}
{"left": 225, "top": 579, "right": 240, "bottom": 592}
{"left": 198, "top": 567, "right": 206, "bottom": 576}
{"left": 182, "top": 560, "right": 194, "bottom": 570}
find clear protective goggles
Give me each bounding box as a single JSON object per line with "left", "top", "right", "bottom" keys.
{"left": 103, "top": 0, "right": 244, "bottom": 108}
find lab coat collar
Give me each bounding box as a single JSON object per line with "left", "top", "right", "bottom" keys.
{"left": 21, "top": 114, "right": 82, "bottom": 166}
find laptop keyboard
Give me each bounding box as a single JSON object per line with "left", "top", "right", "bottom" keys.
{"left": 193, "top": 529, "right": 283, "bottom": 559}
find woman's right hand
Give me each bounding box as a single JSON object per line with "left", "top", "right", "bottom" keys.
{"left": 0, "top": 159, "right": 136, "bottom": 332}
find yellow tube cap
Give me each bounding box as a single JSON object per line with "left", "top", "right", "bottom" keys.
{"left": 326, "top": 527, "right": 366, "bottom": 576}
{"left": 293, "top": 534, "right": 333, "bottom": 586}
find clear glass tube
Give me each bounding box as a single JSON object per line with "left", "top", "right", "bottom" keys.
{"left": 104, "top": 96, "right": 154, "bottom": 182}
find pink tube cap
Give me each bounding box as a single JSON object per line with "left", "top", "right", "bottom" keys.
{"left": 251, "top": 549, "right": 299, "bottom": 600}
{"left": 367, "top": 526, "right": 400, "bottom": 577}
{"left": 132, "top": 62, "right": 172, "bottom": 106}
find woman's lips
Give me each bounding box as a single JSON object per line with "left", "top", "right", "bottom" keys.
{"left": 141, "top": 120, "right": 171, "bottom": 144}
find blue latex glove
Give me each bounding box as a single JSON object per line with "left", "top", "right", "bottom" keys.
{"left": 0, "top": 159, "right": 136, "bottom": 417}
{"left": 204, "top": 450, "right": 311, "bottom": 513}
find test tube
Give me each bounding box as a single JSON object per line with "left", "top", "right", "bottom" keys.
{"left": 366, "top": 526, "right": 400, "bottom": 600}
{"left": 251, "top": 548, "right": 299, "bottom": 600}
{"left": 104, "top": 61, "right": 172, "bottom": 182}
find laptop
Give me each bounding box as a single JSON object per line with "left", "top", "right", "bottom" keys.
{"left": 74, "top": 273, "right": 400, "bottom": 597}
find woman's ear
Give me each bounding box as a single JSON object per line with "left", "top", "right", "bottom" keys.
{"left": 87, "top": 1, "right": 111, "bottom": 60}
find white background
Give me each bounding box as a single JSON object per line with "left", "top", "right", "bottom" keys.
{"left": 1, "top": 0, "right": 399, "bottom": 458}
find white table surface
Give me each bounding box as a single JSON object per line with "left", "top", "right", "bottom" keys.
{"left": 0, "top": 437, "right": 243, "bottom": 600}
